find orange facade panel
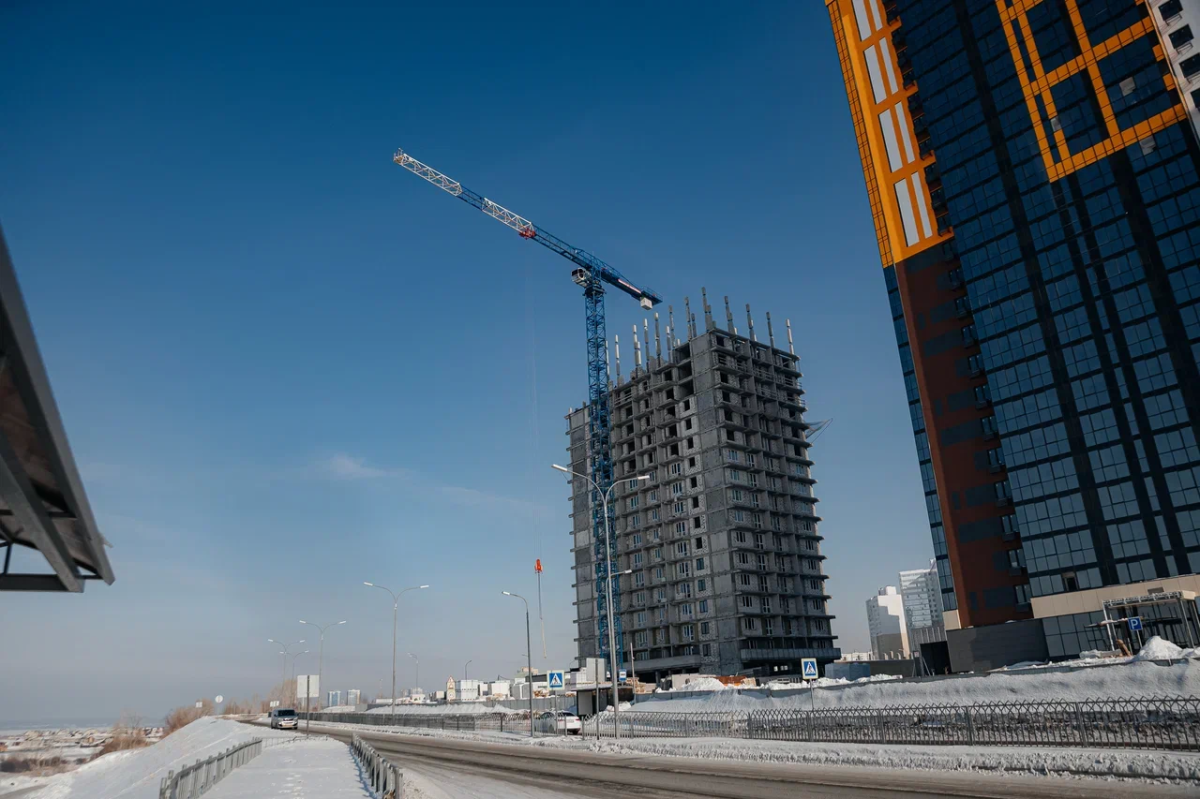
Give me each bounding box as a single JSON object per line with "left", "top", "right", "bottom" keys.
{"left": 826, "top": 0, "right": 952, "bottom": 268}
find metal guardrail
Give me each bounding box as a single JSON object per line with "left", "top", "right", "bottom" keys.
{"left": 158, "top": 738, "right": 262, "bottom": 799}
{"left": 350, "top": 733, "right": 403, "bottom": 798}
{"left": 588, "top": 696, "right": 1200, "bottom": 751}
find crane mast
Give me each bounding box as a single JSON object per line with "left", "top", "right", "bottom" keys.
{"left": 393, "top": 148, "right": 662, "bottom": 673}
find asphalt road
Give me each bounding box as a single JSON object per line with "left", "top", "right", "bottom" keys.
{"left": 266, "top": 720, "right": 1199, "bottom": 798}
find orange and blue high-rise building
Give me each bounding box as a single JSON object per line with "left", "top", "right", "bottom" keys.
{"left": 827, "top": 0, "right": 1200, "bottom": 668}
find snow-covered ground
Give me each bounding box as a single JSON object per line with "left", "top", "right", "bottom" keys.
{"left": 20, "top": 719, "right": 299, "bottom": 799}
{"left": 203, "top": 738, "right": 368, "bottom": 799}
{"left": 629, "top": 657, "right": 1199, "bottom": 713}
{"left": 301, "top": 719, "right": 1200, "bottom": 782}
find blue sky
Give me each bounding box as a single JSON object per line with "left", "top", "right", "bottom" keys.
{"left": 0, "top": 1, "right": 933, "bottom": 723}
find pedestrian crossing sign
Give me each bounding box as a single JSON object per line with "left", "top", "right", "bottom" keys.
{"left": 802, "top": 658, "right": 819, "bottom": 680}
{"left": 548, "top": 670, "right": 565, "bottom": 690}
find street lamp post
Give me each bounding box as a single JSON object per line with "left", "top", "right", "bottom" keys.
{"left": 279, "top": 650, "right": 310, "bottom": 707}
{"left": 299, "top": 619, "right": 347, "bottom": 734}
{"left": 553, "top": 463, "right": 648, "bottom": 738}
{"left": 267, "top": 639, "right": 305, "bottom": 702}
{"left": 364, "top": 582, "right": 429, "bottom": 718}
{"left": 464, "top": 659, "right": 472, "bottom": 682}
{"left": 407, "top": 653, "right": 419, "bottom": 700}
{"left": 502, "top": 591, "right": 534, "bottom": 738}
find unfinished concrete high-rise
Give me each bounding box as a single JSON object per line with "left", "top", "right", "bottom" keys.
{"left": 564, "top": 295, "right": 839, "bottom": 681}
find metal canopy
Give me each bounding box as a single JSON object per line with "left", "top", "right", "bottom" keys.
{"left": 0, "top": 225, "right": 113, "bottom": 592}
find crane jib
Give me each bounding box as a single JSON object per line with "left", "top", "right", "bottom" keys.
{"left": 393, "top": 145, "right": 669, "bottom": 670}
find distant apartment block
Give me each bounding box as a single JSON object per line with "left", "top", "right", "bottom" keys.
{"left": 899, "top": 560, "right": 946, "bottom": 647}
{"left": 866, "top": 586, "right": 908, "bottom": 659}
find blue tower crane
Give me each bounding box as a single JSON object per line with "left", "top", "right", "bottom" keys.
{"left": 393, "top": 148, "right": 661, "bottom": 673}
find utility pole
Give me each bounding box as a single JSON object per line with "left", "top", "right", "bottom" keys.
{"left": 408, "top": 653, "right": 419, "bottom": 700}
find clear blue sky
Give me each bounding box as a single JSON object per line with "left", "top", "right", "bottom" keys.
{"left": 0, "top": 1, "right": 932, "bottom": 724}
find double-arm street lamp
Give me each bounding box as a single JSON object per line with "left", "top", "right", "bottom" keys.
{"left": 299, "top": 619, "right": 346, "bottom": 733}
{"left": 364, "top": 582, "right": 429, "bottom": 718}
{"left": 267, "top": 639, "right": 305, "bottom": 700}
{"left": 279, "top": 649, "right": 310, "bottom": 703}
{"left": 553, "top": 463, "right": 648, "bottom": 738}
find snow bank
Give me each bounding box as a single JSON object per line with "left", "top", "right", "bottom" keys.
{"left": 1136, "top": 636, "right": 1186, "bottom": 661}
{"left": 320, "top": 705, "right": 358, "bottom": 713}
{"left": 24, "top": 718, "right": 296, "bottom": 799}
{"left": 626, "top": 658, "right": 1200, "bottom": 713}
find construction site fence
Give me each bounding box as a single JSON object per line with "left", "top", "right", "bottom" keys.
{"left": 158, "top": 738, "right": 262, "bottom": 799}
{"left": 303, "top": 710, "right": 534, "bottom": 734}
{"left": 590, "top": 696, "right": 1200, "bottom": 750}
{"left": 308, "top": 696, "right": 1200, "bottom": 751}
{"left": 351, "top": 733, "right": 404, "bottom": 799}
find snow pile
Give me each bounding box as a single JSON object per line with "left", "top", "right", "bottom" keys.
{"left": 661, "top": 677, "right": 729, "bottom": 692}
{"left": 625, "top": 658, "right": 1200, "bottom": 713}
{"left": 1135, "top": 636, "right": 1186, "bottom": 661}
{"left": 24, "top": 718, "right": 296, "bottom": 799}
{"left": 318, "top": 705, "right": 358, "bottom": 713}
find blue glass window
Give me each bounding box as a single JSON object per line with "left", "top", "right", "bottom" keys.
{"left": 1155, "top": 427, "right": 1200, "bottom": 469}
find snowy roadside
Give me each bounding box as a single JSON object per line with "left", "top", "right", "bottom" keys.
{"left": 304, "top": 718, "right": 1200, "bottom": 783}
{"left": 22, "top": 719, "right": 302, "bottom": 799}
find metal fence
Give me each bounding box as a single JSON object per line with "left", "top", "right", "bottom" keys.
{"left": 350, "top": 733, "right": 403, "bottom": 798}
{"left": 158, "top": 738, "right": 263, "bottom": 799}
{"left": 589, "top": 696, "right": 1200, "bottom": 751}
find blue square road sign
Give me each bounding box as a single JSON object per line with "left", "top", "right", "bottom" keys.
{"left": 801, "top": 658, "right": 819, "bottom": 680}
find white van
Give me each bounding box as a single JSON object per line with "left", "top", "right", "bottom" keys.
{"left": 269, "top": 708, "right": 299, "bottom": 729}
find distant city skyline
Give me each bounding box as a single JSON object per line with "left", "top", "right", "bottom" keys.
{"left": 0, "top": 1, "right": 936, "bottom": 723}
